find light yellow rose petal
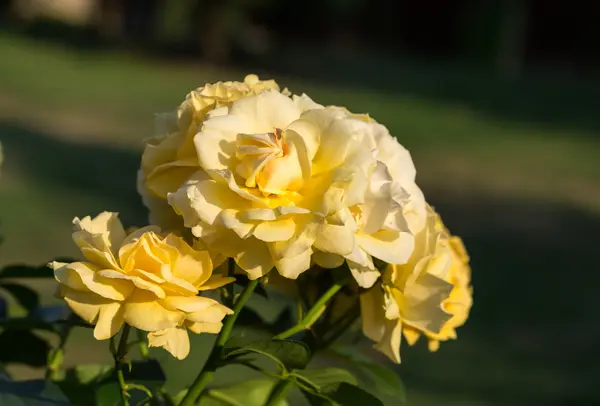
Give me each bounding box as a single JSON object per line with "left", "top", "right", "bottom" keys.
{"left": 186, "top": 321, "right": 223, "bottom": 335}
{"left": 355, "top": 230, "right": 414, "bottom": 265}
{"left": 148, "top": 327, "right": 190, "bottom": 360}
{"left": 253, "top": 219, "right": 296, "bottom": 242}
{"left": 123, "top": 290, "right": 184, "bottom": 331}
{"left": 94, "top": 302, "right": 125, "bottom": 340}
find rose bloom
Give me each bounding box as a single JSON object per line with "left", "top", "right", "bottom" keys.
{"left": 50, "top": 212, "right": 234, "bottom": 359}
{"left": 138, "top": 75, "right": 283, "bottom": 230}
{"left": 360, "top": 206, "right": 472, "bottom": 362}
{"left": 168, "top": 89, "right": 424, "bottom": 283}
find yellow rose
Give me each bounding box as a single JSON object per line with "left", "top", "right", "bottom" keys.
{"left": 138, "top": 75, "right": 282, "bottom": 230}
{"left": 312, "top": 120, "right": 426, "bottom": 288}
{"left": 360, "top": 205, "right": 472, "bottom": 363}
{"left": 50, "top": 212, "right": 234, "bottom": 359}
{"left": 168, "top": 90, "right": 423, "bottom": 282}
{"left": 403, "top": 218, "right": 473, "bottom": 352}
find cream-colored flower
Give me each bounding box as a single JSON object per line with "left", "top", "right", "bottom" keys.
{"left": 403, "top": 216, "right": 473, "bottom": 352}
{"left": 169, "top": 90, "right": 423, "bottom": 282}
{"left": 138, "top": 75, "right": 282, "bottom": 230}
{"left": 360, "top": 206, "right": 468, "bottom": 363}
{"left": 312, "top": 121, "right": 426, "bottom": 288}
{"left": 50, "top": 212, "right": 234, "bottom": 359}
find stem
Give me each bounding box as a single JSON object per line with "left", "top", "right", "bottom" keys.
{"left": 274, "top": 282, "right": 343, "bottom": 340}
{"left": 179, "top": 278, "right": 260, "bottom": 406}
{"left": 264, "top": 379, "right": 293, "bottom": 406}
{"left": 114, "top": 324, "right": 132, "bottom": 406}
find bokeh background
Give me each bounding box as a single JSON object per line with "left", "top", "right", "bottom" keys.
{"left": 1, "top": 1, "right": 599, "bottom": 405}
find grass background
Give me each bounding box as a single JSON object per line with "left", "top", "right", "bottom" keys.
{"left": 1, "top": 31, "right": 599, "bottom": 405}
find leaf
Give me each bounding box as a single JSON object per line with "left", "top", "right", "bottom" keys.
{"left": 0, "top": 316, "right": 56, "bottom": 332}
{"left": 329, "top": 346, "right": 406, "bottom": 403}
{"left": 224, "top": 339, "right": 311, "bottom": 371}
{"left": 292, "top": 368, "right": 357, "bottom": 391}
{"left": 199, "top": 379, "right": 288, "bottom": 406}
{"left": 58, "top": 364, "right": 113, "bottom": 405}
{"left": 302, "top": 383, "right": 383, "bottom": 406}
{"left": 0, "top": 378, "right": 70, "bottom": 405}
{"left": 71, "top": 364, "right": 113, "bottom": 385}
{"left": 0, "top": 282, "right": 39, "bottom": 312}
{"left": 0, "top": 264, "right": 53, "bottom": 279}
{"left": 0, "top": 330, "right": 50, "bottom": 366}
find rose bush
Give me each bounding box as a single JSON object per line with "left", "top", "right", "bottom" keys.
{"left": 0, "top": 75, "right": 473, "bottom": 406}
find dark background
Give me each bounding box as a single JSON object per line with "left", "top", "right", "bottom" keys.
{"left": 0, "top": 1, "right": 599, "bottom": 405}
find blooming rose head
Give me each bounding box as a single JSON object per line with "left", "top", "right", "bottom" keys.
{"left": 138, "top": 75, "right": 283, "bottom": 230}
{"left": 402, "top": 215, "right": 473, "bottom": 352}
{"left": 360, "top": 205, "right": 471, "bottom": 362}
{"left": 50, "top": 212, "right": 234, "bottom": 359}
{"left": 168, "top": 88, "right": 424, "bottom": 284}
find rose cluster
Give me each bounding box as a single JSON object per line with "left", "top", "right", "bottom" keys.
{"left": 52, "top": 75, "right": 472, "bottom": 362}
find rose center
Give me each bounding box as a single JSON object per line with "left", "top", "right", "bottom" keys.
{"left": 235, "top": 128, "right": 287, "bottom": 189}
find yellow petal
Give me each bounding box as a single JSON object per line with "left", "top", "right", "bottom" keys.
{"left": 124, "top": 290, "right": 184, "bottom": 332}
{"left": 401, "top": 273, "right": 453, "bottom": 335}
{"left": 60, "top": 262, "right": 133, "bottom": 301}
{"left": 197, "top": 274, "right": 236, "bottom": 291}
{"left": 61, "top": 287, "right": 114, "bottom": 325}
{"left": 186, "top": 303, "right": 233, "bottom": 324}
{"left": 348, "top": 258, "right": 380, "bottom": 289}
{"left": 98, "top": 269, "right": 167, "bottom": 299}
{"left": 253, "top": 219, "right": 296, "bottom": 242}
{"left": 312, "top": 251, "right": 345, "bottom": 268}
{"left": 94, "top": 302, "right": 125, "bottom": 340}
{"left": 355, "top": 230, "right": 414, "bottom": 265}
{"left": 186, "top": 321, "right": 223, "bottom": 334}
{"left": 148, "top": 327, "right": 190, "bottom": 360}
{"left": 374, "top": 318, "right": 402, "bottom": 363}
{"left": 274, "top": 248, "right": 312, "bottom": 279}
{"left": 314, "top": 223, "right": 355, "bottom": 256}
{"left": 161, "top": 296, "right": 224, "bottom": 313}
{"left": 52, "top": 261, "right": 88, "bottom": 292}
{"left": 146, "top": 160, "right": 197, "bottom": 199}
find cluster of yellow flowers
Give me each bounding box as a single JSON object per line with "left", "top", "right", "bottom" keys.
{"left": 52, "top": 75, "right": 472, "bottom": 362}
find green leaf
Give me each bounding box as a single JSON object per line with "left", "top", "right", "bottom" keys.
{"left": 71, "top": 364, "right": 113, "bottom": 385}
{"left": 292, "top": 368, "right": 357, "bottom": 391}
{"left": 0, "top": 264, "right": 53, "bottom": 279}
{"left": 95, "top": 360, "right": 165, "bottom": 406}
{"left": 224, "top": 339, "right": 311, "bottom": 371}
{"left": 0, "top": 282, "right": 39, "bottom": 312}
{"left": 58, "top": 364, "right": 113, "bottom": 405}
{"left": 0, "top": 378, "right": 69, "bottom": 405}
{"left": 329, "top": 346, "right": 406, "bottom": 403}
{"left": 0, "top": 316, "right": 56, "bottom": 332}
{"left": 302, "top": 383, "right": 383, "bottom": 406}
{"left": 199, "top": 379, "right": 288, "bottom": 406}
{"left": 0, "top": 330, "right": 50, "bottom": 366}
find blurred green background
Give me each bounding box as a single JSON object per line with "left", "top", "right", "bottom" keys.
{"left": 0, "top": 1, "right": 599, "bottom": 405}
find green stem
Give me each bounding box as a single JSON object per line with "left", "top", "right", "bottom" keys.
{"left": 274, "top": 282, "right": 344, "bottom": 340}
{"left": 114, "top": 324, "right": 132, "bottom": 406}
{"left": 264, "top": 379, "right": 293, "bottom": 406}
{"left": 179, "top": 278, "right": 260, "bottom": 406}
